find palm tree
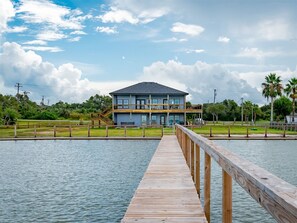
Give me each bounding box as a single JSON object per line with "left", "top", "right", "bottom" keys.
{"left": 284, "top": 77, "right": 297, "bottom": 122}
{"left": 262, "top": 73, "right": 283, "bottom": 122}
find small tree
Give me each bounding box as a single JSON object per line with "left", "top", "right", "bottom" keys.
{"left": 274, "top": 96, "right": 292, "bottom": 122}
{"left": 2, "top": 108, "right": 19, "bottom": 125}
{"left": 206, "top": 103, "right": 226, "bottom": 123}
{"left": 284, "top": 77, "right": 297, "bottom": 122}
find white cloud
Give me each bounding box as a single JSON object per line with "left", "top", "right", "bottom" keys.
{"left": 217, "top": 36, "right": 230, "bottom": 43}
{"left": 70, "top": 30, "right": 87, "bottom": 35}
{"left": 153, "top": 37, "right": 188, "bottom": 43}
{"left": 6, "top": 26, "right": 28, "bottom": 33}
{"left": 96, "top": 26, "right": 118, "bottom": 34}
{"left": 0, "top": 42, "right": 97, "bottom": 102}
{"left": 99, "top": 7, "right": 139, "bottom": 24}
{"left": 17, "top": 0, "right": 84, "bottom": 30}
{"left": 99, "top": 1, "right": 169, "bottom": 24}
{"left": 37, "top": 30, "right": 67, "bottom": 41}
{"left": 185, "top": 49, "right": 205, "bottom": 54}
{"left": 23, "top": 40, "right": 47, "bottom": 45}
{"left": 236, "top": 47, "right": 281, "bottom": 60}
{"left": 0, "top": 0, "right": 15, "bottom": 33}
{"left": 139, "top": 60, "right": 263, "bottom": 104}
{"left": 171, "top": 22, "right": 204, "bottom": 36}
{"left": 22, "top": 45, "right": 62, "bottom": 52}
{"left": 68, "top": 36, "right": 81, "bottom": 42}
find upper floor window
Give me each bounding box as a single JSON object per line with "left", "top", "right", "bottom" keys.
{"left": 117, "top": 99, "right": 129, "bottom": 109}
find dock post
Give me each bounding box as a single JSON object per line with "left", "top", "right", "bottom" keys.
{"left": 88, "top": 124, "right": 90, "bottom": 137}
{"left": 124, "top": 126, "right": 127, "bottom": 137}
{"left": 228, "top": 126, "right": 230, "bottom": 137}
{"left": 246, "top": 127, "right": 249, "bottom": 138}
{"left": 34, "top": 125, "right": 36, "bottom": 138}
{"left": 14, "top": 124, "right": 17, "bottom": 138}
{"left": 142, "top": 127, "right": 145, "bottom": 137}
{"left": 194, "top": 144, "right": 201, "bottom": 197}
{"left": 209, "top": 127, "right": 212, "bottom": 137}
{"left": 223, "top": 170, "right": 232, "bottom": 223}
{"left": 283, "top": 125, "right": 286, "bottom": 138}
{"left": 204, "top": 153, "right": 211, "bottom": 222}
{"left": 190, "top": 140, "right": 194, "bottom": 179}
{"left": 161, "top": 126, "right": 164, "bottom": 137}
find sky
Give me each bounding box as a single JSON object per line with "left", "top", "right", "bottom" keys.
{"left": 0, "top": 0, "right": 297, "bottom": 105}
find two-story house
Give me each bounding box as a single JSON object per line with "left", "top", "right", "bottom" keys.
{"left": 109, "top": 82, "right": 202, "bottom": 126}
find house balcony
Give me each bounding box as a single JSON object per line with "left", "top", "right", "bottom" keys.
{"left": 112, "top": 103, "right": 203, "bottom": 114}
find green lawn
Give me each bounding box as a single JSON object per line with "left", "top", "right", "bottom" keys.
{"left": 0, "top": 120, "right": 296, "bottom": 138}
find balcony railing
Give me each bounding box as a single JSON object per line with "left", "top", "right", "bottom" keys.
{"left": 113, "top": 103, "right": 203, "bottom": 111}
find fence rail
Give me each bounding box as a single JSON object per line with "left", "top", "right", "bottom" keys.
{"left": 175, "top": 124, "right": 297, "bottom": 223}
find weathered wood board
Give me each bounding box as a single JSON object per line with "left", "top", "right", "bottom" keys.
{"left": 121, "top": 135, "right": 207, "bottom": 223}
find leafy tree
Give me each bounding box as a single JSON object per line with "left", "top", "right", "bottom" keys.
{"left": 284, "top": 77, "right": 297, "bottom": 122}
{"left": 222, "top": 99, "right": 240, "bottom": 121}
{"left": 33, "top": 111, "right": 58, "bottom": 120}
{"left": 206, "top": 103, "right": 226, "bottom": 123}
{"left": 2, "top": 108, "right": 19, "bottom": 125}
{"left": 262, "top": 73, "right": 282, "bottom": 122}
{"left": 273, "top": 96, "right": 292, "bottom": 122}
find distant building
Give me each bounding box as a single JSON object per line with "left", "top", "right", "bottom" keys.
{"left": 109, "top": 82, "right": 202, "bottom": 126}
{"left": 286, "top": 114, "right": 297, "bottom": 124}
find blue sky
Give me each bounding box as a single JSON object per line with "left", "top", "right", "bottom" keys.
{"left": 0, "top": 0, "right": 296, "bottom": 104}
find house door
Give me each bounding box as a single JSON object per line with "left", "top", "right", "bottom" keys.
{"left": 136, "top": 99, "right": 145, "bottom": 109}
{"left": 160, "top": 115, "right": 165, "bottom": 126}
{"left": 141, "top": 115, "right": 147, "bottom": 125}
{"left": 163, "top": 99, "right": 168, "bottom": 109}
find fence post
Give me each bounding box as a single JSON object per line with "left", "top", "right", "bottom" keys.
{"left": 161, "top": 126, "right": 164, "bottom": 137}
{"left": 88, "top": 124, "right": 90, "bottom": 137}
{"left": 204, "top": 153, "right": 211, "bottom": 222}
{"left": 54, "top": 126, "right": 56, "bottom": 137}
{"left": 194, "top": 144, "right": 200, "bottom": 197}
{"left": 124, "top": 126, "right": 127, "bottom": 137}
{"left": 265, "top": 126, "right": 267, "bottom": 138}
{"left": 246, "top": 127, "right": 249, "bottom": 138}
{"left": 34, "top": 125, "right": 37, "bottom": 138}
{"left": 210, "top": 127, "right": 212, "bottom": 137}
{"left": 283, "top": 125, "right": 286, "bottom": 138}
{"left": 106, "top": 125, "right": 109, "bottom": 137}
{"left": 228, "top": 126, "right": 230, "bottom": 137}
{"left": 223, "top": 170, "right": 232, "bottom": 223}
{"left": 14, "top": 124, "right": 17, "bottom": 138}
{"left": 190, "top": 140, "right": 194, "bottom": 179}
{"left": 69, "top": 125, "right": 72, "bottom": 137}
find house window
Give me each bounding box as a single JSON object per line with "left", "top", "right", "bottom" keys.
{"left": 169, "top": 98, "right": 180, "bottom": 109}
{"left": 151, "top": 115, "right": 157, "bottom": 124}
{"left": 117, "top": 99, "right": 129, "bottom": 109}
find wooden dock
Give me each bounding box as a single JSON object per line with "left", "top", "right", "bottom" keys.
{"left": 121, "top": 135, "right": 207, "bottom": 223}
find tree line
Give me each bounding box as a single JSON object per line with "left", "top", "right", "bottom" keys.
{"left": 0, "top": 93, "right": 111, "bottom": 125}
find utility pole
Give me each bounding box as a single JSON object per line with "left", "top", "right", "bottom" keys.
{"left": 241, "top": 97, "right": 244, "bottom": 126}
{"left": 15, "top": 83, "right": 23, "bottom": 95}
{"left": 41, "top": 96, "right": 45, "bottom": 105}
{"left": 214, "top": 89, "right": 217, "bottom": 103}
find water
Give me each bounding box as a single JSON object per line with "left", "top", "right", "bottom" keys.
{"left": 199, "top": 140, "right": 297, "bottom": 223}
{"left": 0, "top": 140, "right": 159, "bottom": 223}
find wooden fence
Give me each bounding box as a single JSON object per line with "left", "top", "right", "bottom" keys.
{"left": 175, "top": 124, "right": 297, "bottom": 223}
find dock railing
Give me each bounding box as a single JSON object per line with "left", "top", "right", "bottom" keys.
{"left": 175, "top": 124, "right": 297, "bottom": 223}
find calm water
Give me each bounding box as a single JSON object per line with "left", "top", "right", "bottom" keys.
{"left": 0, "top": 140, "right": 158, "bottom": 223}
{"left": 201, "top": 140, "right": 297, "bottom": 223}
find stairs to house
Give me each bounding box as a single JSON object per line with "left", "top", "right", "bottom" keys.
{"left": 91, "top": 107, "right": 113, "bottom": 126}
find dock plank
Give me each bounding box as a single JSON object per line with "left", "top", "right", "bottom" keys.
{"left": 121, "top": 135, "right": 207, "bottom": 223}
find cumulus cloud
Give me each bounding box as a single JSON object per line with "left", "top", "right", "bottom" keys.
{"left": 68, "top": 36, "right": 81, "bottom": 42}
{"left": 70, "top": 30, "right": 87, "bottom": 35}
{"left": 153, "top": 37, "right": 187, "bottom": 43}
{"left": 6, "top": 26, "right": 28, "bottom": 33}
{"left": 99, "top": 7, "right": 139, "bottom": 24}
{"left": 185, "top": 49, "right": 205, "bottom": 54}
{"left": 0, "top": 0, "right": 15, "bottom": 33}
{"left": 96, "top": 26, "right": 118, "bottom": 34}
{"left": 139, "top": 60, "right": 263, "bottom": 104}
{"left": 171, "top": 22, "right": 204, "bottom": 36}
{"left": 217, "top": 36, "right": 230, "bottom": 43}
{"left": 0, "top": 42, "right": 98, "bottom": 102}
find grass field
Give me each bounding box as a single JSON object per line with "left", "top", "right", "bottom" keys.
{"left": 0, "top": 119, "right": 296, "bottom": 138}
